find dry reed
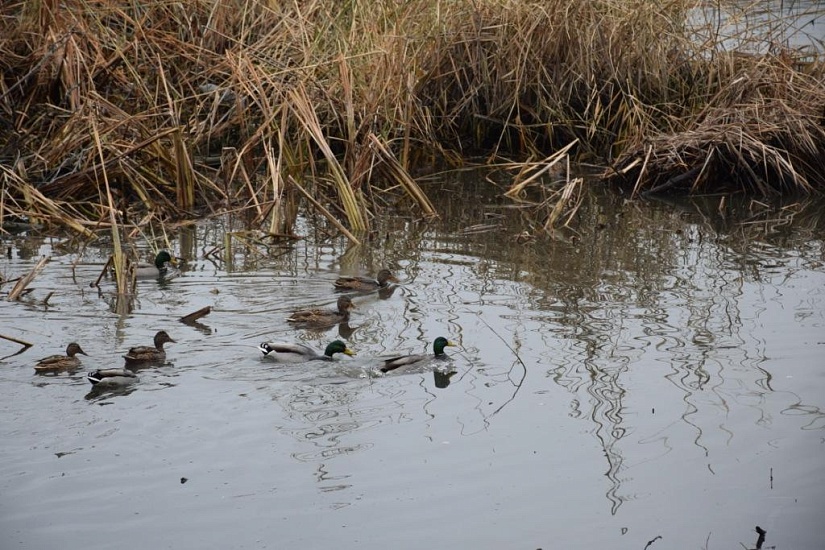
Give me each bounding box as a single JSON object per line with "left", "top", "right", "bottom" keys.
{"left": 1, "top": 0, "right": 823, "bottom": 239}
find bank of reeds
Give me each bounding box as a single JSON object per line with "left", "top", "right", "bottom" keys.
{"left": 1, "top": 0, "right": 823, "bottom": 238}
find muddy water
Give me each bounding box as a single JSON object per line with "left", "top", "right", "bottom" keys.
{"left": 1, "top": 182, "right": 823, "bottom": 549}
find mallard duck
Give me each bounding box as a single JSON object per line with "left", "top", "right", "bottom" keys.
{"left": 135, "top": 250, "right": 178, "bottom": 278}
{"left": 34, "top": 342, "right": 88, "bottom": 373}
{"left": 123, "top": 330, "right": 176, "bottom": 365}
{"left": 287, "top": 296, "right": 356, "bottom": 328}
{"left": 87, "top": 368, "right": 138, "bottom": 387}
{"left": 333, "top": 269, "right": 398, "bottom": 292}
{"left": 258, "top": 340, "right": 356, "bottom": 363}
{"left": 379, "top": 336, "right": 457, "bottom": 373}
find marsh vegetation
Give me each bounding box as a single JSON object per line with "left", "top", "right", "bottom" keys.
{"left": 1, "top": 0, "right": 824, "bottom": 244}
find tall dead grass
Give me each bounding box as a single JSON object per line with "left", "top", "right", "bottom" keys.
{"left": 1, "top": 0, "right": 823, "bottom": 238}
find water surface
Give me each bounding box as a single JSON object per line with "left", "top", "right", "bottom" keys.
{"left": 1, "top": 182, "right": 824, "bottom": 549}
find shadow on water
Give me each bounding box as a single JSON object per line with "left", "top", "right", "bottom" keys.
{"left": 2, "top": 172, "right": 825, "bottom": 548}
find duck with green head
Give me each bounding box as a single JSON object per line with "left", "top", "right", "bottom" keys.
{"left": 287, "top": 296, "right": 356, "bottom": 328}
{"left": 380, "top": 337, "right": 457, "bottom": 373}
{"left": 135, "top": 250, "right": 178, "bottom": 279}
{"left": 258, "top": 340, "right": 356, "bottom": 363}
{"left": 333, "top": 269, "right": 399, "bottom": 292}
{"left": 34, "top": 342, "right": 88, "bottom": 373}
{"left": 123, "top": 330, "right": 176, "bottom": 365}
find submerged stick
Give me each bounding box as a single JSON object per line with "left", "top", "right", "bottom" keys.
{"left": 0, "top": 333, "right": 33, "bottom": 348}
{"left": 180, "top": 306, "right": 212, "bottom": 324}
{"left": 7, "top": 256, "right": 48, "bottom": 301}
{"left": 0, "top": 333, "right": 32, "bottom": 360}
{"left": 91, "top": 256, "right": 113, "bottom": 288}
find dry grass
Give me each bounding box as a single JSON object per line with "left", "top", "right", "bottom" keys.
{"left": 1, "top": 0, "right": 823, "bottom": 239}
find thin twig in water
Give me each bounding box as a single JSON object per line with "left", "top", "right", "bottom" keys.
{"left": 643, "top": 535, "right": 662, "bottom": 549}
{"left": 473, "top": 311, "right": 527, "bottom": 416}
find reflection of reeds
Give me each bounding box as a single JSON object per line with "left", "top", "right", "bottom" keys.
{"left": 2, "top": 0, "right": 823, "bottom": 237}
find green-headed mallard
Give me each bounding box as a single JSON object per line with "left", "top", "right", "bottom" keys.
{"left": 258, "top": 340, "right": 356, "bottom": 363}
{"left": 287, "top": 296, "right": 356, "bottom": 328}
{"left": 379, "top": 336, "right": 457, "bottom": 373}
{"left": 87, "top": 368, "right": 138, "bottom": 387}
{"left": 34, "top": 342, "right": 88, "bottom": 373}
{"left": 135, "top": 250, "right": 178, "bottom": 279}
{"left": 123, "top": 330, "right": 176, "bottom": 365}
{"left": 333, "top": 269, "right": 398, "bottom": 292}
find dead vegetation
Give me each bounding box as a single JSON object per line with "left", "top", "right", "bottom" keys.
{"left": 0, "top": 0, "right": 823, "bottom": 239}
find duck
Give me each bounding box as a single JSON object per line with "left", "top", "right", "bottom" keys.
{"left": 123, "top": 330, "right": 176, "bottom": 365}
{"left": 379, "top": 337, "right": 457, "bottom": 373}
{"left": 287, "top": 296, "right": 356, "bottom": 328}
{"left": 87, "top": 368, "right": 138, "bottom": 387}
{"left": 258, "top": 340, "right": 356, "bottom": 363}
{"left": 34, "top": 342, "right": 88, "bottom": 373}
{"left": 134, "top": 250, "right": 178, "bottom": 278}
{"left": 333, "top": 269, "right": 398, "bottom": 292}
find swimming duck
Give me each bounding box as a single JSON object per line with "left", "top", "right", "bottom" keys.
{"left": 287, "top": 296, "right": 356, "bottom": 328}
{"left": 258, "top": 340, "right": 356, "bottom": 363}
{"left": 333, "top": 269, "right": 398, "bottom": 292}
{"left": 134, "top": 250, "right": 177, "bottom": 278}
{"left": 379, "top": 337, "right": 457, "bottom": 373}
{"left": 87, "top": 368, "right": 138, "bottom": 387}
{"left": 34, "top": 342, "right": 88, "bottom": 373}
{"left": 123, "top": 330, "right": 176, "bottom": 365}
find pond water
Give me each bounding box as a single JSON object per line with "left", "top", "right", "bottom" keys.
{"left": 692, "top": 0, "right": 825, "bottom": 53}
{"left": 1, "top": 178, "right": 824, "bottom": 549}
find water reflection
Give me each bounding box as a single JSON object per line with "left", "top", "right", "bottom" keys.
{"left": 2, "top": 176, "right": 825, "bottom": 547}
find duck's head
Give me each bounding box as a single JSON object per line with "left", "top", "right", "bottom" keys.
{"left": 259, "top": 343, "right": 274, "bottom": 356}
{"left": 66, "top": 342, "right": 88, "bottom": 357}
{"left": 154, "top": 330, "right": 176, "bottom": 348}
{"left": 433, "top": 337, "right": 457, "bottom": 355}
{"left": 336, "top": 295, "right": 356, "bottom": 313}
{"left": 325, "top": 340, "right": 356, "bottom": 357}
{"left": 154, "top": 250, "right": 177, "bottom": 269}
{"left": 376, "top": 269, "right": 399, "bottom": 285}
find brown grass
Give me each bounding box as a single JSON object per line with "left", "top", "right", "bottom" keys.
{"left": 1, "top": 0, "right": 823, "bottom": 239}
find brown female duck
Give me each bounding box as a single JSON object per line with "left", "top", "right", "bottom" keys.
{"left": 123, "top": 330, "right": 176, "bottom": 365}
{"left": 333, "top": 269, "right": 399, "bottom": 292}
{"left": 34, "top": 342, "right": 88, "bottom": 373}
{"left": 287, "top": 295, "right": 356, "bottom": 328}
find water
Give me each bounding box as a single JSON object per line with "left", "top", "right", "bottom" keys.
{"left": 692, "top": 0, "right": 825, "bottom": 54}
{"left": 1, "top": 182, "right": 824, "bottom": 549}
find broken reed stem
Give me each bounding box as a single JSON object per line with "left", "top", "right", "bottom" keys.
{"left": 367, "top": 133, "right": 438, "bottom": 217}
{"left": 505, "top": 140, "right": 578, "bottom": 198}
{"left": 288, "top": 176, "right": 361, "bottom": 245}
{"left": 288, "top": 86, "right": 368, "bottom": 233}
{"left": 90, "top": 118, "right": 132, "bottom": 296}
{"left": 7, "top": 255, "right": 49, "bottom": 301}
